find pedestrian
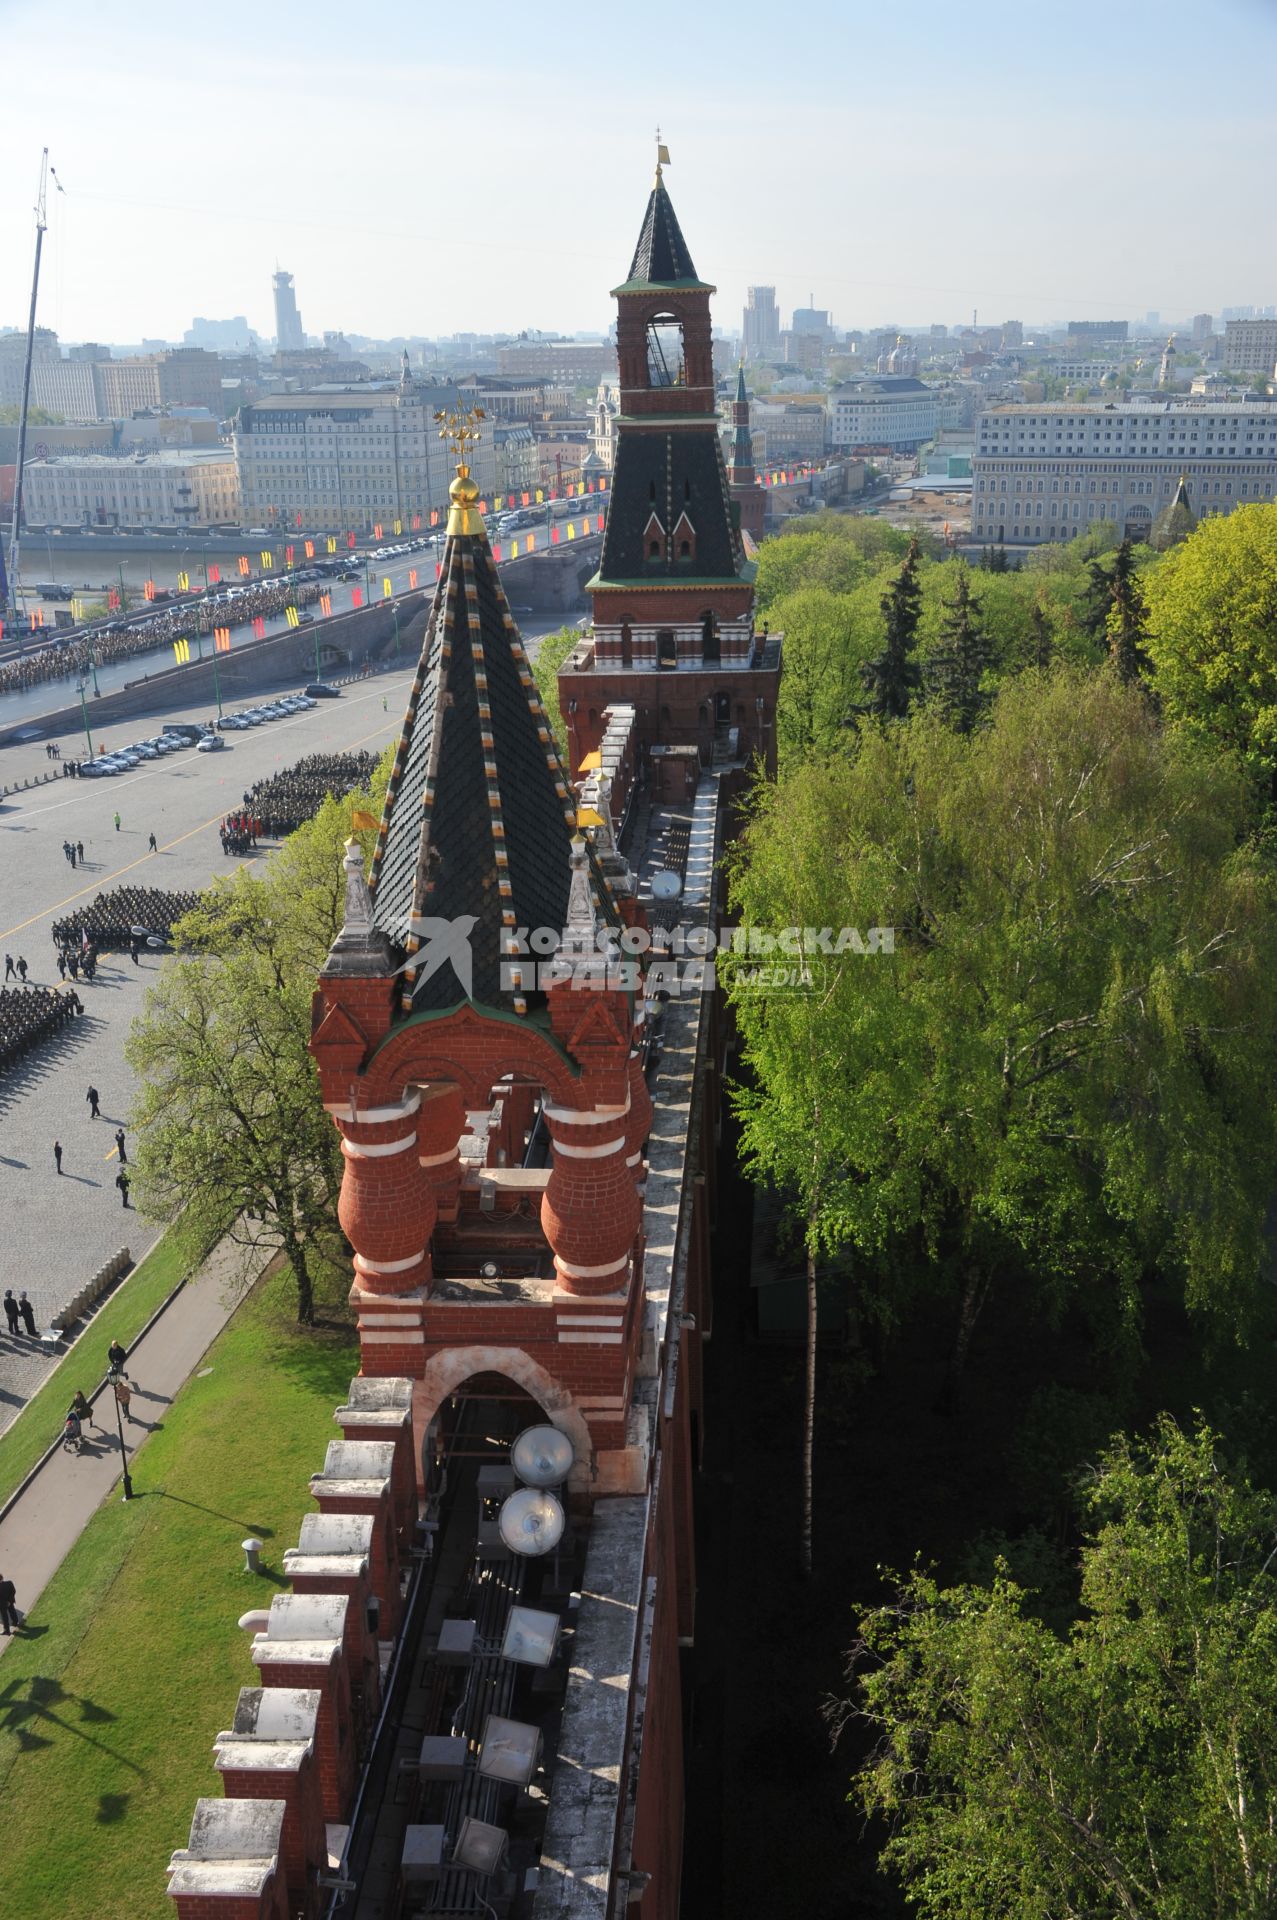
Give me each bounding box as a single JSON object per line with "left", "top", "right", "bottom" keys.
{"left": 129, "top": 940, "right": 139, "bottom": 966}
{"left": 113, "top": 1374, "right": 134, "bottom": 1423}
{"left": 3, "top": 955, "right": 13, "bottom": 981}
{"left": 148, "top": 832, "right": 157, "bottom": 853}
{"left": 87, "top": 1084, "right": 100, "bottom": 1118}
{"left": 0, "top": 1573, "right": 20, "bottom": 1636}
{"left": 16, "top": 957, "right": 27, "bottom": 983}
{"left": 382, "top": 696, "right": 388, "bottom": 711}
{"left": 114, "top": 1127, "right": 127, "bottom": 1165}
{"left": 18, "top": 1293, "right": 37, "bottom": 1337}
{"left": 115, "top": 1169, "right": 131, "bottom": 1209}
{"left": 76, "top": 841, "right": 84, "bottom": 864}
{"left": 113, "top": 811, "right": 121, "bottom": 832}
{"left": 54, "top": 1139, "right": 63, "bottom": 1174}
{"left": 3, "top": 1291, "right": 18, "bottom": 1336}
{"left": 56, "top": 953, "right": 67, "bottom": 980}
{"left": 107, "top": 1338, "right": 128, "bottom": 1375}
{"left": 68, "top": 951, "right": 79, "bottom": 981}
{"left": 69, "top": 1389, "right": 94, "bottom": 1429}
{"left": 69, "top": 843, "right": 77, "bottom": 869}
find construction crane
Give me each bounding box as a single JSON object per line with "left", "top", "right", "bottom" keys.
{"left": 4, "top": 149, "right": 50, "bottom": 646}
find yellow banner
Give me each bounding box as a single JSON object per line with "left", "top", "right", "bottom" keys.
{"left": 261, "top": 550, "right": 273, "bottom": 568}
{"left": 383, "top": 577, "right": 392, "bottom": 598}
{"left": 172, "top": 638, "right": 190, "bottom": 664}
{"left": 286, "top": 606, "right": 300, "bottom": 628}
{"left": 177, "top": 570, "right": 189, "bottom": 591}
{"left": 326, "top": 536, "right": 337, "bottom": 554}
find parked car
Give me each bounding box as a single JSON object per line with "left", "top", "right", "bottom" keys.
{"left": 304, "top": 683, "right": 342, "bottom": 699}
{"left": 196, "top": 734, "right": 225, "bottom": 752}
{"left": 127, "top": 743, "right": 159, "bottom": 760}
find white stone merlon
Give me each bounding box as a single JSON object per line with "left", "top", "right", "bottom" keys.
{"left": 335, "top": 1377, "right": 414, "bottom": 1429}
{"left": 222, "top": 1686, "right": 320, "bottom": 1744}
{"left": 532, "top": 1497, "right": 649, "bottom": 1920}
{"left": 251, "top": 1592, "right": 348, "bottom": 1670}
{"left": 166, "top": 1796, "right": 285, "bottom": 1899}
{"left": 310, "top": 1438, "right": 396, "bottom": 1501}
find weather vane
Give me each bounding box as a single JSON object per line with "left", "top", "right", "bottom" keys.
{"left": 655, "top": 127, "right": 670, "bottom": 179}
{"left": 434, "top": 404, "right": 486, "bottom": 465}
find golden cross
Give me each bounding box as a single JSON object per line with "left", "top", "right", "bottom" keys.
{"left": 434, "top": 404, "right": 486, "bottom": 462}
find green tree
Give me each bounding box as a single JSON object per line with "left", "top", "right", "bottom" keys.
{"left": 927, "top": 565, "right": 991, "bottom": 733}
{"left": 1030, "top": 598, "right": 1053, "bottom": 670}
{"left": 0, "top": 403, "right": 64, "bottom": 426}
{"left": 530, "top": 624, "right": 582, "bottom": 754}
{"left": 860, "top": 535, "right": 924, "bottom": 720}
{"left": 126, "top": 775, "right": 389, "bottom": 1324}
{"left": 729, "top": 668, "right": 1277, "bottom": 1406}
{"left": 769, "top": 584, "right": 880, "bottom": 767}
{"left": 840, "top": 1418, "right": 1277, "bottom": 1920}
{"left": 1104, "top": 538, "right": 1150, "bottom": 686}
{"left": 1144, "top": 502, "right": 1277, "bottom": 803}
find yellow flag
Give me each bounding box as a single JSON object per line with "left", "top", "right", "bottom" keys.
{"left": 567, "top": 522, "right": 575, "bottom": 541}
{"left": 326, "top": 536, "right": 337, "bottom": 554}
{"left": 383, "top": 577, "right": 392, "bottom": 598}
{"left": 535, "top": 489, "right": 543, "bottom": 503}
{"left": 261, "top": 550, "right": 273, "bottom": 568}
{"left": 393, "top": 519, "right": 402, "bottom": 535}
{"left": 286, "top": 605, "right": 300, "bottom": 628}
{"left": 177, "top": 570, "right": 189, "bottom": 591}
{"left": 351, "top": 809, "right": 379, "bottom": 832}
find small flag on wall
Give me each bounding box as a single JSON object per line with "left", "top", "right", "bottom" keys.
{"left": 304, "top": 540, "right": 315, "bottom": 559}
{"left": 393, "top": 519, "right": 402, "bottom": 535}
{"left": 260, "top": 550, "right": 273, "bottom": 569}
{"left": 319, "top": 592, "right": 332, "bottom": 616}
{"left": 347, "top": 532, "right": 357, "bottom": 549}
{"left": 239, "top": 555, "right": 251, "bottom": 576}
{"left": 285, "top": 546, "right": 295, "bottom": 566}
{"left": 286, "top": 606, "right": 300, "bottom": 628}
{"left": 374, "top": 523, "right": 383, "bottom": 539}
{"left": 327, "top": 537, "right": 337, "bottom": 554}
{"left": 144, "top": 579, "right": 156, "bottom": 601}
{"left": 208, "top": 565, "right": 221, "bottom": 585}
{"left": 172, "top": 638, "right": 190, "bottom": 664}
{"left": 408, "top": 569, "right": 418, "bottom": 589}
{"left": 253, "top": 616, "right": 265, "bottom": 639}
{"left": 214, "top": 627, "right": 231, "bottom": 652}
{"left": 177, "top": 571, "right": 189, "bottom": 592}
{"left": 352, "top": 587, "right": 364, "bottom": 608}
{"left": 383, "top": 577, "right": 392, "bottom": 598}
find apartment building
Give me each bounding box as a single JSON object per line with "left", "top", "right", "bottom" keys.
{"left": 234, "top": 383, "right": 495, "bottom": 533}
{"left": 970, "top": 398, "right": 1277, "bottom": 545}
{"left": 21, "top": 449, "right": 240, "bottom": 529}
{"left": 1223, "top": 318, "right": 1277, "bottom": 374}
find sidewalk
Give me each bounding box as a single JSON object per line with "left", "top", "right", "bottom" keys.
{"left": 0, "top": 1229, "right": 269, "bottom": 1633}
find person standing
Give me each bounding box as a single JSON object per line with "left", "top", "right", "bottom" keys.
{"left": 113, "top": 811, "right": 121, "bottom": 832}
{"left": 18, "top": 1294, "right": 37, "bottom": 1337}
{"left": 114, "top": 1127, "right": 127, "bottom": 1165}
{"left": 113, "top": 1374, "right": 134, "bottom": 1424}
{"left": 0, "top": 1574, "right": 20, "bottom": 1636}
{"left": 54, "top": 1139, "right": 63, "bottom": 1175}
{"left": 56, "top": 953, "right": 67, "bottom": 981}
{"left": 3, "top": 955, "right": 13, "bottom": 981}
{"left": 115, "top": 1169, "right": 131, "bottom": 1210}
{"left": 76, "top": 841, "right": 84, "bottom": 865}
{"left": 148, "top": 833, "right": 157, "bottom": 853}
{"left": 3, "top": 1291, "right": 19, "bottom": 1336}
{"left": 16, "top": 957, "right": 27, "bottom": 983}
{"left": 129, "top": 940, "right": 139, "bottom": 966}
{"left": 87, "top": 1085, "right": 100, "bottom": 1118}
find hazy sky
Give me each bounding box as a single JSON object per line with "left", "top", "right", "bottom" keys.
{"left": 1, "top": 0, "right": 1273, "bottom": 346}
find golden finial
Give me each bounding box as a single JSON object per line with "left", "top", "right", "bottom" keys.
{"left": 435, "top": 406, "right": 488, "bottom": 539}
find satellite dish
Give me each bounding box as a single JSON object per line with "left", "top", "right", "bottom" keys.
{"left": 650, "top": 870, "right": 682, "bottom": 901}
{"left": 498, "top": 1488, "right": 565, "bottom": 1557}
{"left": 511, "top": 1425, "right": 574, "bottom": 1488}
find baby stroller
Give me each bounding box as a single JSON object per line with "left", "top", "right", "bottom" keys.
{"left": 62, "top": 1412, "right": 82, "bottom": 1454}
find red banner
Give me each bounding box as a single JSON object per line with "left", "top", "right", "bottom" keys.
{"left": 408, "top": 568, "right": 418, "bottom": 589}
{"left": 319, "top": 592, "right": 332, "bottom": 616}
{"left": 304, "top": 540, "right": 314, "bottom": 559}
{"left": 208, "top": 564, "right": 221, "bottom": 585}
{"left": 411, "top": 513, "right": 421, "bottom": 530}
{"left": 352, "top": 587, "right": 363, "bottom": 608}
{"left": 347, "top": 531, "right": 356, "bottom": 549}
{"left": 285, "top": 545, "right": 294, "bottom": 565}
{"left": 253, "top": 616, "right": 265, "bottom": 639}
{"left": 373, "top": 523, "right": 383, "bottom": 539}
{"left": 239, "top": 555, "right": 251, "bottom": 576}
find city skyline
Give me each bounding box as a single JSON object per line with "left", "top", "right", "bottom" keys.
{"left": 1, "top": 0, "right": 1274, "bottom": 347}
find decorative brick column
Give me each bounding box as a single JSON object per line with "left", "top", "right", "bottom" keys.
{"left": 418, "top": 1081, "right": 466, "bottom": 1222}
{"left": 310, "top": 1442, "right": 399, "bottom": 1647}
{"left": 624, "top": 1047, "right": 654, "bottom": 1184}
{"left": 213, "top": 1688, "right": 325, "bottom": 1914}
{"left": 166, "top": 1798, "right": 291, "bottom": 1920}
{"left": 283, "top": 1514, "right": 381, "bottom": 1728}
{"left": 250, "top": 1596, "right": 355, "bottom": 1823}
{"left": 334, "top": 1376, "right": 415, "bottom": 1613}
{"left": 541, "top": 1100, "right": 641, "bottom": 1297}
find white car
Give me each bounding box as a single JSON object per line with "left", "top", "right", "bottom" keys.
{"left": 128, "top": 743, "right": 159, "bottom": 760}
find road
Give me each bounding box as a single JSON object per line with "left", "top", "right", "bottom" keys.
{"left": 0, "top": 669, "right": 424, "bottom": 1428}
{"left": 0, "top": 534, "right": 590, "bottom": 729}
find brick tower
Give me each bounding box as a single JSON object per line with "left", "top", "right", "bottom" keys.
{"left": 560, "top": 147, "right": 780, "bottom": 790}
{"left": 726, "top": 361, "right": 766, "bottom": 543}
{"left": 310, "top": 431, "right": 652, "bottom": 1494}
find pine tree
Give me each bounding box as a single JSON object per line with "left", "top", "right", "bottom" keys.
{"left": 929, "top": 565, "right": 992, "bottom": 734}
{"left": 1105, "top": 539, "right": 1150, "bottom": 686}
{"left": 861, "top": 535, "right": 923, "bottom": 721}
{"left": 1079, "top": 549, "right": 1116, "bottom": 642}
{"left": 1030, "top": 599, "right": 1053, "bottom": 670}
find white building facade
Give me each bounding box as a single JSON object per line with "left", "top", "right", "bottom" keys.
{"left": 21, "top": 450, "right": 240, "bottom": 529}
{"left": 828, "top": 377, "right": 954, "bottom": 450}
{"left": 970, "top": 399, "right": 1277, "bottom": 545}
{"left": 233, "top": 384, "right": 495, "bottom": 534}
{"left": 1223, "top": 319, "right": 1277, "bottom": 374}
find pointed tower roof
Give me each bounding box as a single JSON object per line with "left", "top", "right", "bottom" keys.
{"left": 729, "top": 362, "right": 756, "bottom": 481}
{"left": 1152, "top": 471, "right": 1197, "bottom": 550}
{"left": 369, "top": 461, "right": 579, "bottom": 1016}
{"left": 613, "top": 156, "right": 712, "bottom": 295}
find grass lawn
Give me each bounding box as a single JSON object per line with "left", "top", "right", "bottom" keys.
{"left": 0, "top": 1256, "right": 357, "bottom": 1919}
{"left": 0, "top": 1229, "right": 209, "bottom": 1507}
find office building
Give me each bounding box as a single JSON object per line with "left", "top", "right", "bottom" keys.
{"left": 742, "top": 285, "right": 780, "bottom": 360}
{"left": 970, "top": 398, "right": 1277, "bottom": 545}
{"left": 272, "top": 271, "right": 305, "bottom": 353}
{"left": 1066, "top": 320, "right": 1128, "bottom": 350}
{"left": 829, "top": 375, "right": 950, "bottom": 449}
{"left": 20, "top": 449, "right": 240, "bottom": 529}
{"left": 1223, "top": 318, "right": 1277, "bottom": 374}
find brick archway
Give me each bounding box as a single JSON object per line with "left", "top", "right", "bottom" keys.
{"left": 414, "top": 1346, "right": 594, "bottom": 1486}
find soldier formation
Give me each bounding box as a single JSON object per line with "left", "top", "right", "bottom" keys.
{"left": 242, "top": 751, "right": 376, "bottom": 839}
{"left": 51, "top": 886, "right": 201, "bottom": 956}
{"left": 0, "top": 984, "right": 83, "bottom": 1077}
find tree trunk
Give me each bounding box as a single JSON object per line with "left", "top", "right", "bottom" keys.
{"left": 281, "top": 1227, "right": 316, "bottom": 1326}
{"left": 936, "top": 1265, "right": 987, "bottom": 1416}
{"left": 801, "top": 1228, "right": 817, "bottom": 1581}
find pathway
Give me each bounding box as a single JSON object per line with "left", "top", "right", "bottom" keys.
{"left": 0, "top": 1226, "right": 271, "bottom": 1635}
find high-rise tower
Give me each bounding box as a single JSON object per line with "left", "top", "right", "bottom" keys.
{"left": 272, "top": 270, "right": 305, "bottom": 352}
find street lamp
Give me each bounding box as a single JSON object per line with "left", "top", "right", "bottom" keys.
{"left": 89, "top": 644, "right": 100, "bottom": 697}
{"left": 75, "top": 679, "right": 94, "bottom": 758}
{"left": 107, "top": 1370, "right": 135, "bottom": 1500}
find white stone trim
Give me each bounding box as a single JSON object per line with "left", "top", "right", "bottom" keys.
{"left": 326, "top": 1092, "right": 421, "bottom": 1123}
{"left": 551, "top": 1136, "right": 627, "bottom": 1160}
{"left": 625, "top": 1152, "right": 642, "bottom": 1168}
{"left": 554, "top": 1253, "right": 628, "bottom": 1279}
{"left": 556, "top": 1314, "right": 625, "bottom": 1328}
{"left": 542, "top": 1095, "right": 630, "bottom": 1126}
{"left": 341, "top": 1133, "right": 417, "bottom": 1159}
{"left": 418, "top": 1146, "right": 460, "bottom": 1169}
{"left": 360, "top": 1330, "right": 426, "bottom": 1344}
{"left": 358, "top": 1313, "right": 426, "bottom": 1328}
{"left": 558, "top": 1330, "right": 625, "bottom": 1345}
{"left": 354, "top": 1250, "right": 424, "bottom": 1276}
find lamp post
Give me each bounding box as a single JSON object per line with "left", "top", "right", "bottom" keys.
{"left": 76, "top": 680, "right": 94, "bottom": 758}
{"left": 107, "top": 1370, "right": 135, "bottom": 1500}
{"left": 89, "top": 645, "right": 100, "bottom": 697}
